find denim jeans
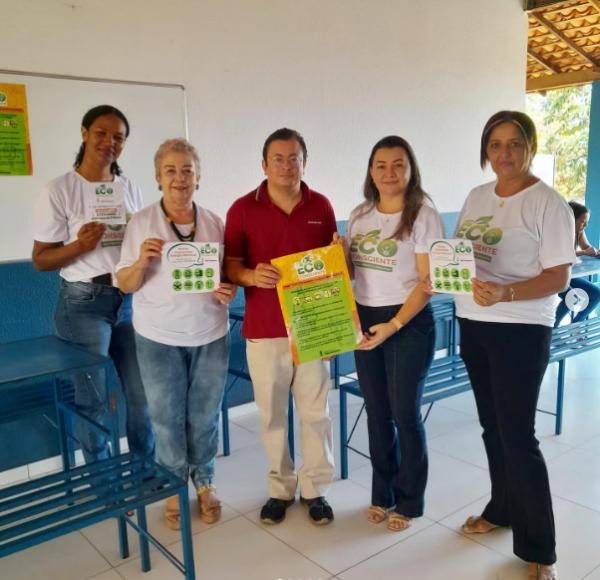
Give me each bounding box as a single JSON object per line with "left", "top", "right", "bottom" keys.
{"left": 555, "top": 276, "right": 600, "bottom": 326}
{"left": 354, "top": 303, "right": 435, "bottom": 517}
{"left": 458, "top": 318, "right": 556, "bottom": 565}
{"left": 135, "top": 332, "right": 230, "bottom": 489}
{"left": 54, "top": 280, "right": 155, "bottom": 463}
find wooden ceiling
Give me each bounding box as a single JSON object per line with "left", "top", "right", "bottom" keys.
{"left": 527, "top": 0, "right": 600, "bottom": 91}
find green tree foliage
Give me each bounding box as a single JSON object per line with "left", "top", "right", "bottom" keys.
{"left": 526, "top": 85, "right": 591, "bottom": 200}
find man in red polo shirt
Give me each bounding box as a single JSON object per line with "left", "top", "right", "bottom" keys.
{"left": 224, "top": 128, "right": 336, "bottom": 526}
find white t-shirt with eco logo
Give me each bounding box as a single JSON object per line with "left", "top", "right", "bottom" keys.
{"left": 33, "top": 171, "right": 142, "bottom": 283}
{"left": 116, "top": 202, "right": 228, "bottom": 347}
{"left": 348, "top": 203, "right": 443, "bottom": 306}
{"left": 453, "top": 179, "right": 576, "bottom": 327}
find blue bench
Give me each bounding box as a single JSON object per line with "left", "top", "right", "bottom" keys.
{"left": 0, "top": 453, "right": 196, "bottom": 579}
{"left": 544, "top": 317, "right": 600, "bottom": 435}
{"left": 338, "top": 353, "right": 469, "bottom": 479}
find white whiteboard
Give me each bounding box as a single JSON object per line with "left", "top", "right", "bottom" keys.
{"left": 0, "top": 71, "right": 187, "bottom": 261}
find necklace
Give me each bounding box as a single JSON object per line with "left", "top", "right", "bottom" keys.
{"left": 160, "top": 199, "right": 197, "bottom": 242}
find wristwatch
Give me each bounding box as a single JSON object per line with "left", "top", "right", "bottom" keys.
{"left": 390, "top": 317, "right": 404, "bottom": 332}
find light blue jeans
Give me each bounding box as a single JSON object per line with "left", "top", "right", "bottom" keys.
{"left": 135, "top": 332, "right": 230, "bottom": 488}
{"left": 54, "top": 280, "right": 155, "bottom": 463}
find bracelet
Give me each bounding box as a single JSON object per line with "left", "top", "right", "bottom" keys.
{"left": 507, "top": 287, "right": 515, "bottom": 302}
{"left": 389, "top": 317, "right": 404, "bottom": 332}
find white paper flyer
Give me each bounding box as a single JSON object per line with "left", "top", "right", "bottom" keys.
{"left": 163, "top": 242, "right": 220, "bottom": 294}
{"left": 429, "top": 238, "right": 476, "bottom": 294}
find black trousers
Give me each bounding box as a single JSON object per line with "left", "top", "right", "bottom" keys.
{"left": 458, "top": 317, "right": 556, "bottom": 565}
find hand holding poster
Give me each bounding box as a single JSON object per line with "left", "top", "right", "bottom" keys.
{"left": 271, "top": 244, "right": 362, "bottom": 365}
{"left": 429, "top": 238, "right": 476, "bottom": 294}
{"left": 163, "top": 242, "right": 220, "bottom": 294}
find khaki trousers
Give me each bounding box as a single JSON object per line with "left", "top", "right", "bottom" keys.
{"left": 246, "top": 338, "right": 334, "bottom": 500}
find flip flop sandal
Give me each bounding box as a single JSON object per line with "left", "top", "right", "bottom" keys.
{"left": 387, "top": 512, "right": 411, "bottom": 532}
{"left": 366, "top": 505, "right": 389, "bottom": 524}
{"left": 461, "top": 515, "right": 498, "bottom": 534}
{"left": 527, "top": 563, "right": 558, "bottom": 580}
{"left": 198, "top": 484, "right": 222, "bottom": 524}
{"left": 164, "top": 496, "right": 181, "bottom": 531}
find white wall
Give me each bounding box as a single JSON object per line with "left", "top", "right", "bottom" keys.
{"left": 1, "top": 0, "right": 526, "bottom": 259}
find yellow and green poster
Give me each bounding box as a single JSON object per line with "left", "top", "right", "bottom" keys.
{"left": 0, "top": 83, "right": 32, "bottom": 175}
{"left": 272, "top": 244, "right": 362, "bottom": 364}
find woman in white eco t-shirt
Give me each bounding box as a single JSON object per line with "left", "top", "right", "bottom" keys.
{"left": 32, "top": 105, "right": 154, "bottom": 464}
{"left": 117, "top": 139, "right": 235, "bottom": 531}
{"left": 454, "top": 111, "right": 575, "bottom": 580}
{"left": 345, "top": 135, "right": 443, "bottom": 532}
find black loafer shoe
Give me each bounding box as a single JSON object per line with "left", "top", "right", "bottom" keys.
{"left": 260, "top": 497, "right": 295, "bottom": 524}
{"left": 300, "top": 496, "right": 334, "bottom": 525}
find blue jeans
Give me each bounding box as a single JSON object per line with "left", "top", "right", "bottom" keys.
{"left": 555, "top": 276, "right": 600, "bottom": 326}
{"left": 54, "top": 280, "right": 155, "bottom": 463}
{"left": 135, "top": 332, "right": 230, "bottom": 488}
{"left": 354, "top": 303, "right": 435, "bottom": 517}
{"left": 458, "top": 318, "right": 555, "bottom": 565}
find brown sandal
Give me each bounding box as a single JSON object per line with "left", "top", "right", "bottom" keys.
{"left": 387, "top": 512, "right": 411, "bottom": 532}
{"left": 164, "top": 496, "right": 181, "bottom": 530}
{"left": 198, "top": 484, "right": 221, "bottom": 524}
{"left": 461, "top": 515, "right": 498, "bottom": 534}
{"left": 366, "top": 505, "right": 388, "bottom": 524}
{"left": 527, "top": 563, "right": 558, "bottom": 580}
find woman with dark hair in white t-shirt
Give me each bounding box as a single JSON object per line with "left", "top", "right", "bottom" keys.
{"left": 32, "top": 105, "right": 154, "bottom": 464}
{"left": 342, "top": 135, "right": 443, "bottom": 532}
{"left": 454, "top": 111, "right": 575, "bottom": 580}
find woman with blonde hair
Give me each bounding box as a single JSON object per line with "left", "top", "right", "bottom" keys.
{"left": 117, "top": 138, "right": 235, "bottom": 529}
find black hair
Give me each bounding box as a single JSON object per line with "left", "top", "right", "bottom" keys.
{"left": 480, "top": 110, "right": 537, "bottom": 169}
{"left": 358, "top": 135, "right": 432, "bottom": 240}
{"left": 569, "top": 200, "right": 589, "bottom": 220}
{"left": 73, "top": 105, "right": 130, "bottom": 175}
{"left": 262, "top": 128, "right": 307, "bottom": 163}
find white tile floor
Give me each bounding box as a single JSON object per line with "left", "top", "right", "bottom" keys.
{"left": 3, "top": 349, "right": 600, "bottom": 579}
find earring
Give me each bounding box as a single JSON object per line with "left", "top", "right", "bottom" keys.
{"left": 158, "top": 185, "right": 162, "bottom": 191}
{"left": 196, "top": 184, "right": 199, "bottom": 190}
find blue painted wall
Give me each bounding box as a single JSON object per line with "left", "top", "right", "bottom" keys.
{"left": 586, "top": 81, "right": 600, "bottom": 248}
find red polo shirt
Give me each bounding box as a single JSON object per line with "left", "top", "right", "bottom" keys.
{"left": 225, "top": 180, "right": 337, "bottom": 338}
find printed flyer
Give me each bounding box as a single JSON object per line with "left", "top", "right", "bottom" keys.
{"left": 0, "top": 83, "right": 32, "bottom": 175}
{"left": 163, "top": 242, "right": 220, "bottom": 294}
{"left": 272, "top": 244, "right": 362, "bottom": 365}
{"left": 429, "top": 238, "right": 476, "bottom": 294}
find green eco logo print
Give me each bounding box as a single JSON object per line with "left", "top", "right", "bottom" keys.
{"left": 95, "top": 184, "right": 114, "bottom": 195}
{"left": 351, "top": 229, "right": 398, "bottom": 272}
{"left": 456, "top": 216, "right": 503, "bottom": 245}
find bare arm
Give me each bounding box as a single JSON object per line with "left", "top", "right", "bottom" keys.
{"left": 32, "top": 222, "right": 106, "bottom": 271}
{"left": 115, "top": 238, "right": 164, "bottom": 293}
{"left": 224, "top": 257, "right": 281, "bottom": 288}
{"left": 359, "top": 253, "right": 431, "bottom": 350}
{"left": 471, "top": 263, "right": 571, "bottom": 307}
{"left": 577, "top": 231, "right": 597, "bottom": 256}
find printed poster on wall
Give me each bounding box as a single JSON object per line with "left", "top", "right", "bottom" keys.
{"left": 0, "top": 83, "right": 32, "bottom": 175}
{"left": 429, "top": 238, "right": 476, "bottom": 294}
{"left": 272, "top": 244, "right": 362, "bottom": 365}
{"left": 163, "top": 241, "right": 220, "bottom": 294}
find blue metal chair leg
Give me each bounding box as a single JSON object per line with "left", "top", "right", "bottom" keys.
{"left": 118, "top": 515, "right": 130, "bottom": 559}
{"left": 137, "top": 506, "right": 151, "bottom": 572}
{"left": 288, "top": 394, "right": 295, "bottom": 462}
{"left": 221, "top": 391, "right": 230, "bottom": 457}
{"left": 178, "top": 487, "right": 196, "bottom": 580}
{"left": 556, "top": 360, "right": 566, "bottom": 435}
{"left": 340, "top": 387, "right": 348, "bottom": 480}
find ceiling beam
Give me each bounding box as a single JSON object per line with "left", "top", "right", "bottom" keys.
{"left": 532, "top": 10, "right": 600, "bottom": 66}
{"left": 526, "top": 1, "right": 576, "bottom": 12}
{"left": 527, "top": 67, "right": 600, "bottom": 91}
{"left": 588, "top": 0, "right": 600, "bottom": 13}
{"left": 528, "top": 48, "right": 562, "bottom": 72}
